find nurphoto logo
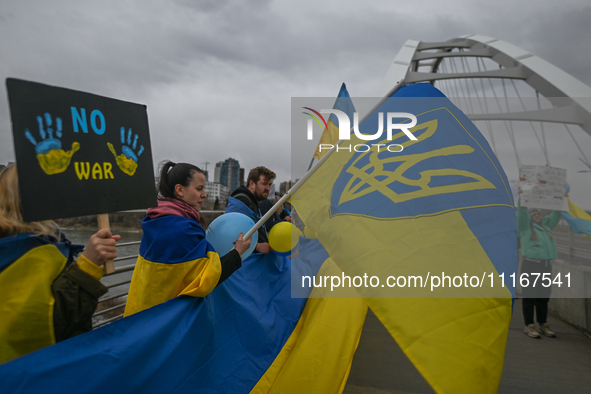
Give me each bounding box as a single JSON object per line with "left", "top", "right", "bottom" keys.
{"left": 302, "top": 108, "right": 417, "bottom": 153}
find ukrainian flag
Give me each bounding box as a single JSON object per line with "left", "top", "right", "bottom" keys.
{"left": 0, "top": 84, "right": 516, "bottom": 394}
{"left": 561, "top": 198, "right": 591, "bottom": 240}
{"left": 227, "top": 193, "right": 369, "bottom": 393}
{"left": 291, "top": 83, "right": 517, "bottom": 393}
{"left": 313, "top": 83, "right": 356, "bottom": 160}
{"left": 0, "top": 235, "right": 366, "bottom": 393}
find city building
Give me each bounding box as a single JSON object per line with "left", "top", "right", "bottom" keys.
{"left": 213, "top": 162, "right": 221, "bottom": 183}
{"left": 214, "top": 158, "right": 241, "bottom": 192}
{"left": 279, "top": 180, "right": 297, "bottom": 196}
{"left": 205, "top": 182, "right": 229, "bottom": 203}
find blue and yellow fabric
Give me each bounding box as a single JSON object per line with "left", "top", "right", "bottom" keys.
{"left": 561, "top": 198, "right": 591, "bottom": 240}
{"left": 313, "top": 82, "right": 356, "bottom": 160}
{"left": 291, "top": 83, "right": 517, "bottom": 393}
{"left": 0, "top": 233, "right": 82, "bottom": 364}
{"left": 0, "top": 84, "right": 517, "bottom": 393}
{"left": 124, "top": 214, "right": 221, "bottom": 316}
{"left": 0, "top": 225, "right": 366, "bottom": 393}
{"left": 226, "top": 196, "right": 368, "bottom": 392}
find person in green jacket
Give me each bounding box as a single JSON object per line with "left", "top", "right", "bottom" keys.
{"left": 517, "top": 192, "right": 563, "bottom": 339}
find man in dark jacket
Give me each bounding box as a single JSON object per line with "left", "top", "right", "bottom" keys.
{"left": 230, "top": 166, "right": 275, "bottom": 254}
{"left": 259, "top": 195, "right": 292, "bottom": 234}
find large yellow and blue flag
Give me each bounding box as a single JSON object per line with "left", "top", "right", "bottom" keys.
{"left": 291, "top": 83, "right": 517, "bottom": 393}
{"left": 0, "top": 83, "right": 517, "bottom": 393}
{"left": 0, "top": 247, "right": 366, "bottom": 393}
{"left": 0, "top": 83, "right": 369, "bottom": 394}
{"left": 0, "top": 211, "right": 366, "bottom": 393}
{"left": 250, "top": 83, "right": 369, "bottom": 393}
{"left": 227, "top": 192, "right": 368, "bottom": 393}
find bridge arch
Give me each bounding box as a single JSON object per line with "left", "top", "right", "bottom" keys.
{"left": 382, "top": 35, "right": 591, "bottom": 172}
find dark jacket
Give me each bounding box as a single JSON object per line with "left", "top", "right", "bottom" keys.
{"left": 52, "top": 260, "right": 108, "bottom": 342}
{"left": 230, "top": 185, "right": 269, "bottom": 243}
{"left": 259, "top": 199, "right": 288, "bottom": 233}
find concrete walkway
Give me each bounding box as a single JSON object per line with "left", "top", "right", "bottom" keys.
{"left": 344, "top": 299, "right": 591, "bottom": 393}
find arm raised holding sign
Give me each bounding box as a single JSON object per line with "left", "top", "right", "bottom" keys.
{"left": 517, "top": 186, "right": 563, "bottom": 339}
{"left": 124, "top": 161, "right": 250, "bottom": 317}
{"left": 0, "top": 165, "right": 121, "bottom": 364}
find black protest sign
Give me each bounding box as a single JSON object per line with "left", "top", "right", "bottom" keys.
{"left": 7, "top": 78, "right": 157, "bottom": 222}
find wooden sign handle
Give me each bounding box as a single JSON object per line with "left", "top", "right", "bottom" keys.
{"left": 97, "top": 214, "right": 115, "bottom": 274}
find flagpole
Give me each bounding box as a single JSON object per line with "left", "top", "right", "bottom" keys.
{"left": 306, "top": 156, "right": 315, "bottom": 171}
{"left": 243, "top": 79, "right": 406, "bottom": 241}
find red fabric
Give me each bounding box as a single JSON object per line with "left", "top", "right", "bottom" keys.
{"left": 147, "top": 198, "right": 201, "bottom": 222}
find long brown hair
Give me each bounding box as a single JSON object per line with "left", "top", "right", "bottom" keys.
{"left": 0, "top": 165, "right": 59, "bottom": 238}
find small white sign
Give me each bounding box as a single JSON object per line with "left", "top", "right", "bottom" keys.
{"left": 519, "top": 165, "right": 567, "bottom": 211}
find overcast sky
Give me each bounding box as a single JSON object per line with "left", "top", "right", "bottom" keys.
{"left": 1, "top": 0, "right": 591, "bottom": 207}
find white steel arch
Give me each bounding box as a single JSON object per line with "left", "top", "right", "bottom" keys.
{"left": 382, "top": 35, "right": 591, "bottom": 171}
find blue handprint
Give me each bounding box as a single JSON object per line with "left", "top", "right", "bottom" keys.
{"left": 25, "top": 113, "right": 79, "bottom": 175}
{"left": 107, "top": 127, "right": 144, "bottom": 176}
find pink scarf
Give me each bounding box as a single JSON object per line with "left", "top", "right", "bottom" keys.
{"left": 147, "top": 198, "right": 201, "bottom": 222}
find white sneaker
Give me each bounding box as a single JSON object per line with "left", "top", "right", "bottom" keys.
{"left": 538, "top": 323, "right": 556, "bottom": 337}
{"left": 524, "top": 324, "right": 541, "bottom": 338}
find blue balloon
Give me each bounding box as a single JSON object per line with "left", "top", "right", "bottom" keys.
{"left": 205, "top": 212, "right": 258, "bottom": 260}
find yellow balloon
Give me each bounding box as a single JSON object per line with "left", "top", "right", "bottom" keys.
{"left": 269, "top": 222, "right": 302, "bottom": 254}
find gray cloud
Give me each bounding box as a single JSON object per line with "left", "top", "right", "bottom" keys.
{"left": 1, "top": 0, "right": 590, "bottom": 206}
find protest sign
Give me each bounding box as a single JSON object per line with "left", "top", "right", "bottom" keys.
{"left": 6, "top": 78, "right": 157, "bottom": 222}
{"left": 519, "top": 165, "right": 567, "bottom": 211}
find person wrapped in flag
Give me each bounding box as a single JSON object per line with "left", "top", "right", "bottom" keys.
{"left": 124, "top": 161, "right": 250, "bottom": 316}
{"left": 0, "top": 165, "right": 121, "bottom": 364}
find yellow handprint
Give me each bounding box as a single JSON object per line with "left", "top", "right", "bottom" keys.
{"left": 108, "top": 127, "right": 144, "bottom": 176}
{"left": 25, "top": 113, "right": 80, "bottom": 175}
{"left": 37, "top": 143, "right": 80, "bottom": 175}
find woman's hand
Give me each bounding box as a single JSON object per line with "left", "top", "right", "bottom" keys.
{"left": 82, "top": 229, "right": 121, "bottom": 266}
{"left": 232, "top": 233, "right": 252, "bottom": 256}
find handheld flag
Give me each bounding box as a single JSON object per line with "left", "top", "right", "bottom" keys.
{"left": 291, "top": 83, "right": 517, "bottom": 393}
{"left": 561, "top": 198, "right": 591, "bottom": 239}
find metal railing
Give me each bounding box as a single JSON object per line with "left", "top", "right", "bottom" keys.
{"left": 91, "top": 211, "right": 226, "bottom": 329}
{"left": 555, "top": 225, "right": 591, "bottom": 265}
{"left": 92, "top": 240, "right": 140, "bottom": 328}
